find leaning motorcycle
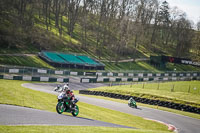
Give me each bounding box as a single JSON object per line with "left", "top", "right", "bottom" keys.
{"left": 56, "top": 90, "right": 79, "bottom": 117}
{"left": 128, "top": 98, "right": 137, "bottom": 108}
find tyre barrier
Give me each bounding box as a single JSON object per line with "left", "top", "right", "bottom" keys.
{"left": 79, "top": 90, "right": 200, "bottom": 114}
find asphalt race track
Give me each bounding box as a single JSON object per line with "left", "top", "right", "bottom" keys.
{"left": 1, "top": 82, "right": 200, "bottom": 133}
{"left": 0, "top": 104, "right": 130, "bottom": 128}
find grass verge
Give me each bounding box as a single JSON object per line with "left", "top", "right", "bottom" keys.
{"left": 102, "top": 61, "right": 159, "bottom": 72}
{"left": 0, "top": 55, "right": 54, "bottom": 69}
{"left": 89, "top": 81, "right": 200, "bottom": 108}
{"left": 0, "top": 79, "right": 169, "bottom": 132}
{"left": 0, "top": 126, "right": 170, "bottom": 133}
{"left": 1, "top": 54, "right": 200, "bottom": 72}
{"left": 76, "top": 93, "right": 200, "bottom": 120}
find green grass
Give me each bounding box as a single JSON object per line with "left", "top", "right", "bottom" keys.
{"left": 0, "top": 126, "right": 170, "bottom": 133}
{"left": 34, "top": 15, "right": 80, "bottom": 45}
{"left": 102, "top": 61, "right": 159, "bottom": 71}
{"left": 165, "top": 63, "right": 200, "bottom": 71}
{"left": 0, "top": 55, "right": 54, "bottom": 69}
{"left": 0, "top": 80, "right": 56, "bottom": 112}
{"left": 1, "top": 53, "right": 199, "bottom": 72}
{"left": 89, "top": 81, "right": 200, "bottom": 108}
{"left": 97, "top": 60, "right": 200, "bottom": 72}
{"left": 76, "top": 93, "right": 200, "bottom": 119}
{"left": 0, "top": 79, "right": 169, "bottom": 132}
{"left": 0, "top": 44, "right": 39, "bottom": 54}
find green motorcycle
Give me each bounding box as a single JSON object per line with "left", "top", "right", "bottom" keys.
{"left": 56, "top": 91, "right": 79, "bottom": 117}
{"left": 128, "top": 97, "right": 137, "bottom": 108}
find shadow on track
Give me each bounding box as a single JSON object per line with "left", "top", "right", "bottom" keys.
{"left": 61, "top": 114, "right": 95, "bottom": 121}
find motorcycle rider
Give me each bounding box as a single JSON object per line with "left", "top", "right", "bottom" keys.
{"left": 128, "top": 97, "right": 137, "bottom": 108}
{"left": 54, "top": 84, "right": 61, "bottom": 91}
{"left": 129, "top": 97, "right": 136, "bottom": 104}
{"left": 63, "top": 83, "right": 75, "bottom": 111}
{"left": 129, "top": 97, "right": 135, "bottom": 102}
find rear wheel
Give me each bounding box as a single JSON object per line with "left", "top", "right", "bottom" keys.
{"left": 135, "top": 105, "right": 137, "bottom": 109}
{"left": 56, "top": 102, "right": 65, "bottom": 114}
{"left": 132, "top": 103, "right": 137, "bottom": 108}
{"left": 72, "top": 105, "right": 79, "bottom": 117}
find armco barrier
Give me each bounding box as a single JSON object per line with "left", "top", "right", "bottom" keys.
{"left": 49, "top": 77, "right": 57, "bottom": 82}
{"left": 1, "top": 66, "right": 200, "bottom": 81}
{"left": 0, "top": 75, "right": 4, "bottom": 79}
{"left": 85, "top": 72, "right": 96, "bottom": 76}
{"left": 0, "top": 75, "right": 69, "bottom": 83}
{"left": 104, "top": 78, "right": 109, "bottom": 82}
{"left": 13, "top": 76, "right": 23, "bottom": 80}
{"left": 32, "top": 77, "right": 40, "bottom": 81}
{"left": 81, "top": 78, "right": 97, "bottom": 83}
{"left": 79, "top": 90, "right": 200, "bottom": 114}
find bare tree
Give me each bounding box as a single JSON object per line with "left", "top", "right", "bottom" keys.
{"left": 192, "top": 20, "right": 200, "bottom": 60}
{"left": 66, "top": 0, "right": 81, "bottom": 36}
{"left": 158, "top": 0, "right": 171, "bottom": 46}
{"left": 174, "top": 17, "right": 193, "bottom": 57}
{"left": 197, "top": 20, "right": 200, "bottom": 31}
{"left": 43, "top": 0, "right": 51, "bottom": 30}
{"left": 53, "top": 0, "right": 60, "bottom": 28}
{"left": 150, "top": 1, "right": 159, "bottom": 45}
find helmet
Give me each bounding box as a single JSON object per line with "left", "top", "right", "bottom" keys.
{"left": 57, "top": 85, "right": 61, "bottom": 88}
{"left": 63, "top": 83, "right": 69, "bottom": 91}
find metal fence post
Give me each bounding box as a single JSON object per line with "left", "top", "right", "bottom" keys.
{"left": 32, "top": 67, "right": 34, "bottom": 76}
{"left": 157, "top": 82, "right": 160, "bottom": 90}
{"left": 188, "top": 85, "right": 190, "bottom": 93}
{"left": 4, "top": 66, "right": 5, "bottom": 74}
{"left": 23, "top": 66, "right": 25, "bottom": 76}
{"left": 171, "top": 84, "right": 174, "bottom": 92}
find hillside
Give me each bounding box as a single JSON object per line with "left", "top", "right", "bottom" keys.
{"left": 0, "top": 0, "right": 200, "bottom": 71}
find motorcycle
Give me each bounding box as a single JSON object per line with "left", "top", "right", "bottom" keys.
{"left": 128, "top": 97, "right": 137, "bottom": 108}
{"left": 55, "top": 85, "right": 79, "bottom": 117}
{"left": 54, "top": 85, "right": 62, "bottom": 92}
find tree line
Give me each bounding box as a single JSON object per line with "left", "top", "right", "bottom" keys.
{"left": 0, "top": 0, "right": 200, "bottom": 61}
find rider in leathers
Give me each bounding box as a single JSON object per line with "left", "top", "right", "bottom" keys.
{"left": 63, "top": 83, "right": 75, "bottom": 111}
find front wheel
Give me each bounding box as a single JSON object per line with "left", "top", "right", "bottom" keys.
{"left": 56, "top": 102, "right": 65, "bottom": 114}
{"left": 72, "top": 105, "right": 79, "bottom": 117}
